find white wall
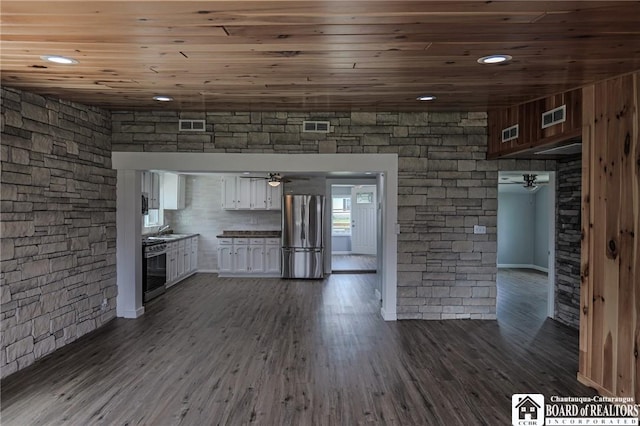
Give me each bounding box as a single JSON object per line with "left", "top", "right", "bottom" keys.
{"left": 534, "top": 186, "right": 549, "bottom": 269}
{"left": 283, "top": 176, "right": 326, "bottom": 195}
{"left": 497, "top": 188, "right": 550, "bottom": 271}
{"left": 497, "top": 192, "right": 536, "bottom": 265}
{"left": 163, "top": 174, "right": 281, "bottom": 271}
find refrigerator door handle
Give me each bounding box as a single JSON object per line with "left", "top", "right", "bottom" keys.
{"left": 300, "top": 200, "right": 306, "bottom": 242}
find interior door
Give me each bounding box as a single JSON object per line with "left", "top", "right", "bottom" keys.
{"left": 350, "top": 185, "right": 377, "bottom": 255}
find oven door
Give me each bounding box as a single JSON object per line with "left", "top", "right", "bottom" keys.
{"left": 143, "top": 252, "right": 167, "bottom": 302}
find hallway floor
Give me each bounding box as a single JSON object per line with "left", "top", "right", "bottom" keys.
{"left": 331, "top": 254, "right": 376, "bottom": 272}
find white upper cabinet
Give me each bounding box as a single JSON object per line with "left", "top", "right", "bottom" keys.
{"left": 236, "top": 177, "right": 252, "bottom": 209}
{"left": 266, "top": 184, "right": 282, "bottom": 210}
{"left": 142, "top": 171, "right": 160, "bottom": 209}
{"left": 221, "top": 176, "right": 236, "bottom": 209}
{"left": 222, "top": 176, "right": 281, "bottom": 210}
{"left": 251, "top": 180, "right": 268, "bottom": 210}
{"left": 162, "top": 173, "right": 186, "bottom": 210}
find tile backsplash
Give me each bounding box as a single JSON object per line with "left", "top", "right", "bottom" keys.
{"left": 163, "top": 174, "right": 281, "bottom": 271}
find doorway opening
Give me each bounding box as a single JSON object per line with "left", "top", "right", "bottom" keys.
{"left": 496, "top": 171, "right": 556, "bottom": 325}
{"left": 114, "top": 152, "right": 398, "bottom": 321}
{"left": 330, "top": 184, "right": 377, "bottom": 273}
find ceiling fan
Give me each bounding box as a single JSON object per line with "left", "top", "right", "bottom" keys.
{"left": 500, "top": 173, "right": 549, "bottom": 192}
{"left": 240, "top": 172, "right": 308, "bottom": 187}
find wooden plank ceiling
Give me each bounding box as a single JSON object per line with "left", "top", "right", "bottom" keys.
{"left": 1, "top": 1, "right": 640, "bottom": 111}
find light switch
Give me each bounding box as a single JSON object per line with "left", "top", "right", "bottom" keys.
{"left": 474, "top": 225, "right": 487, "bottom": 234}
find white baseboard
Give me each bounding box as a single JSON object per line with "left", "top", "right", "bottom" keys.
{"left": 381, "top": 307, "right": 397, "bottom": 321}
{"left": 217, "top": 273, "right": 282, "bottom": 278}
{"left": 197, "top": 269, "right": 218, "bottom": 273}
{"left": 497, "top": 263, "right": 548, "bottom": 273}
{"left": 117, "top": 306, "right": 145, "bottom": 319}
{"left": 331, "top": 251, "right": 352, "bottom": 255}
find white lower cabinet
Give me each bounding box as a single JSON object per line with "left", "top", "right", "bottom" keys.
{"left": 234, "top": 243, "right": 250, "bottom": 272}
{"left": 166, "top": 235, "right": 199, "bottom": 288}
{"left": 190, "top": 237, "right": 198, "bottom": 270}
{"left": 167, "top": 244, "right": 178, "bottom": 283}
{"left": 217, "top": 242, "right": 234, "bottom": 273}
{"left": 177, "top": 242, "right": 185, "bottom": 277}
{"left": 265, "top": 243, "right": 281, "bottom": 274}
{"left": 249, "top": 240, "right": 265, "bottom": 272}
{"left": 217, "top": 237, "right": 281, "bottom": 277}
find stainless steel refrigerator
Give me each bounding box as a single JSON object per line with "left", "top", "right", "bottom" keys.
{"left": 282, "top": 194, "right": 325, "bottom": 279}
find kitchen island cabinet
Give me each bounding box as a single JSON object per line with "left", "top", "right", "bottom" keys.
{"left": 216, "top": 232, "right": 281, "bottom": 277}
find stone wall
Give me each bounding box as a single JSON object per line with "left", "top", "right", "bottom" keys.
{"left": 113, "top": 111, "right": 556, "bottom": 320}
{"left": 555, "top": 156, "right": 582, "bottom": 328}
{"left": 0, "top": 87, "right": 117, "bottom": 378}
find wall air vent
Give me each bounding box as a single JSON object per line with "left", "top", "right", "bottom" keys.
{"left": 302, "top": 120, "right": 331, "bottom": 133}
{"left": 534, "top": 142, "right": 582, "bottom": 156}
{"left": 179, "top": 119, "right": 206, "bottom": 132}
{"left": 541, "top": 105, "right": 566, "bottom": 129}
{"left": 501, "top": 124, "right": 519, "bottom": 143}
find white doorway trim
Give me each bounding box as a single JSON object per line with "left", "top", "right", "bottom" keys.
{"left": 326, "top": 179, "right": 380, "bottom": 299}
{"left": 112, "top": 152, "right": 398, "bottom": 321}
{"left": 496, "top": 169, "right": 557, "bottom": 320}
{"left": 546, "top": 171, "right": 556, "bottom": 319}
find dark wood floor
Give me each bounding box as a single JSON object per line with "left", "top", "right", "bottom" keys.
{"left": 1, "top": 270, "right": 592, "bottom": 425}
{"left": 332, "top": 254, "right": 377, "bottom": 272}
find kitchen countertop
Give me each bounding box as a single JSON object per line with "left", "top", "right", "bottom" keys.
{"left": 142, "top": 233, "right": 199, "bottom": 245}
{"left": 216, "top": 230, "right": 281, "bottom": 238}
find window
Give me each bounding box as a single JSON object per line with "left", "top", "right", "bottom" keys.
{"left": 332, "top": 196, "right": 351, "bottom": 236}
{"left": 356, "top": 192, "right": 373, "bottom": 204}
{"left": 144, "top": 209, "right": 161, "bottom": 227}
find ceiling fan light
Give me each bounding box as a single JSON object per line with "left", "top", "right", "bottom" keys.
{"left": 267, "top": 180, "right": 281, "bottom": 187}
{"left": 523, "top": 184, "right": 538, "bottom": 192}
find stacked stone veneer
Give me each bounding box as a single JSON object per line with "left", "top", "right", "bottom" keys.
{"left": 0, "top": 87, "right": 117, "bottom": 378}
{"left": 555, "top": 156, "right": 582, "bottom": 328}
{"left": 113, "top": 110, "right": 555, "bottom": 320}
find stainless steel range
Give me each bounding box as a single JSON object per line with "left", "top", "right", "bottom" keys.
{"left": 142, "top": 242, "right": 167, "bottom": 302}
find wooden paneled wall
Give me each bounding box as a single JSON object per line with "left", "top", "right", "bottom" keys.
{"left": 487, "top": 88, "right": 582, "bottom": 159}
{"left": 578, "top": 72, "right": 640, "bottom": 402}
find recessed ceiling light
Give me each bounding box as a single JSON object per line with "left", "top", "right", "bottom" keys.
{"left": 477, "top": 54, "right": 512, "bottom": 64}
{"left": 365, "top": 172, "right": 373, "bottom": 175}
{"left": 41, "top": 55, "right": 78, "bottom": 65}
{"left": 242, "top": 172, "right": 251, "bottom": 175}
{"left": 416, "top": 95, "right": 436, "bottom": 101}
{"left": 153, "top": 95, "right": 173, "bottom": 102}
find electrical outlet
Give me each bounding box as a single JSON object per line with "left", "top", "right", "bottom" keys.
{"left": 101, "top": 298, "right": 108, "bottom": 310}
{"left": 473, "top": 225, "right": 487, "bottom": 234}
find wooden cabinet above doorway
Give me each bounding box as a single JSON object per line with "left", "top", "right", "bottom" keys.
{"left": 487, "top": 88, "right": 582, "bottom": 159}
